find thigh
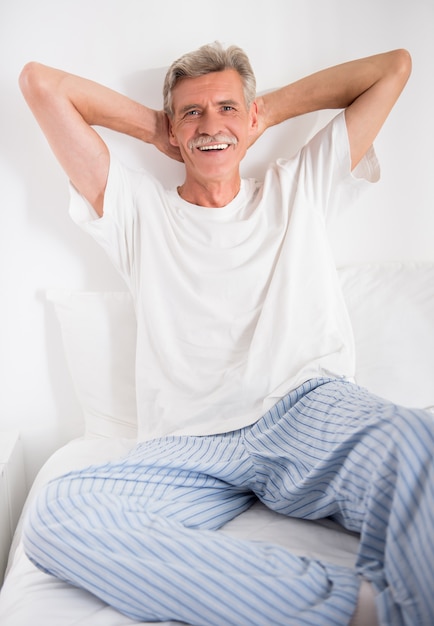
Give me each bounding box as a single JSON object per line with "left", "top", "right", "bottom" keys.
{"left": 42, "top": 432, "right": 256, "bottom": 530}
{"left": 244, "top": 378, "right": 428, "bottom": 529}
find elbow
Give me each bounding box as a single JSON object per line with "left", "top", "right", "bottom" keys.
{"left": 19, "top": 62, "right": 39, "bottom": 95}
{"left": 391, "top": 48, "right": 412, "bottom": 83}
{"left": 19, "top": 62, "right": 52, "bottom": 103}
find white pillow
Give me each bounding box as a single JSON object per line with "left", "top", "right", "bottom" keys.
{"left": 47, "top": 291, "right": 138, "bottom": 438}
{"left": 339, "top": 262, "right": 434, "bottom": 409}
{"left": 47, "top": 263, "right": 434, "bottom": 440}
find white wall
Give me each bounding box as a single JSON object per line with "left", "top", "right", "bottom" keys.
{"left": 1, "top": 0, "right": 433, "bottom": 485}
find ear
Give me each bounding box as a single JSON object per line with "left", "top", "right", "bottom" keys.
{"left": 247, "top": 100, "right": 264, "bottom": 149}
{"left": 248, "top": 100, "right": 259, "bottom": 134}
{"left": 168, "top": 117, "right": 179, "bottom": 148}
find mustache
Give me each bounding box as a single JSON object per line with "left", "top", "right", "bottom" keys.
{"left": 188, "top": 134, "right": 238, "bottom": 150}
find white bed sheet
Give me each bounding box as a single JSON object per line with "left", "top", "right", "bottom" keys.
{"left": 0, "top": 437, "right": 360, "bottom": 626}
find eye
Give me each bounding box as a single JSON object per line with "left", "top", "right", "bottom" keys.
{"left": 222, "top": 105, "right": 235, "bottom": 112}
{"left": 185, "top": 109, "right": 200, "bottom": 117}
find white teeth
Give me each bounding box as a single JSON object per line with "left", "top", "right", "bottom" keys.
{"left": 198, "top": 144, "right": 229, "bottom": 151}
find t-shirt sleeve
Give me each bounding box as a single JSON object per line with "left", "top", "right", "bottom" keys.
{"left": 286, "top": 111, "right": 380, "bottom": 220}
{"left": 68, "top": 154, "right": 145, "bottom": 287}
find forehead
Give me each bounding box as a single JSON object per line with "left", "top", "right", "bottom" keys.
{"left": 171, "top": 69, "right": 246, "bottom": 112}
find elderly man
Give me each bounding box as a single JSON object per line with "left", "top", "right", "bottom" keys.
{"left": 19, "top": 42, "right": 433, "bottom": 626}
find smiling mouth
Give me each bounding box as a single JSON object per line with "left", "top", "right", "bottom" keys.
{"left": 198, "top": 143, "right": 230, "bottom": 151}
{"left": 189, "top": 135, "right": 238, "bottom": 152}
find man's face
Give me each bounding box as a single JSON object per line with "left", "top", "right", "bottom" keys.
{"left": 169, "top": 69, "right": 257, "bottom": 185}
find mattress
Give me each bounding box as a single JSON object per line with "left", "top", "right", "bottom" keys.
{"left": 0, "top": 437, "right": 360, "bottom": 626}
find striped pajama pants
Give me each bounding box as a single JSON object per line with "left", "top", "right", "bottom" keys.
{"left": 23, "top": 378, "right": 434, "bottom": 625}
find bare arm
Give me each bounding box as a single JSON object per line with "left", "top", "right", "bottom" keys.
{"left": 19, "top": 62, "right": 181, "bottom": 216}
{"left": 254, "top": 49, "right": 412, "bottom": 169}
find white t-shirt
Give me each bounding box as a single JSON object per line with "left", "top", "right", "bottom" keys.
{"left": 70, "top": 111, "right": 380, "bottom": 441}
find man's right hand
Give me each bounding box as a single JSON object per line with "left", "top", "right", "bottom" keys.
{"left": 153, "top": 111, "right": 183, "bottom": 163}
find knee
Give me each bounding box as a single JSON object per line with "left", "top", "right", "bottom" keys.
{"left": 381, "top": 408, "right": 434, "bottom": 493}
{"left": 22, "top": 477, "right": 75, "bottom": 574}
{"left": 391, "top": 407, "right": 434, "bottom": 455}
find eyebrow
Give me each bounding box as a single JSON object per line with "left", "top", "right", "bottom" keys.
{"left": 178, "top": 99, "right": 241, "bottom": 114}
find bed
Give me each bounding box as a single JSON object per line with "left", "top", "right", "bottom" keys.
{"left": 1, "top": 262, "right": 433, "bottom": 625}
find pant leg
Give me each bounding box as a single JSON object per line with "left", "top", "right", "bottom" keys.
{"left": 23, "top": 431, "right": 359, "bottom": 626}
{"left": 244, "top": 378, "right": 434, "bottom": 626}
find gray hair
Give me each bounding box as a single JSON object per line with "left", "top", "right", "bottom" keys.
{"left": 163, "top": 42, "right": 256, "bottom": 118}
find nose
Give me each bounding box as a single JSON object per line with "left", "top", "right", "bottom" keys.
{"left": 197, "top": 109, "right": 222, "bottom": 137}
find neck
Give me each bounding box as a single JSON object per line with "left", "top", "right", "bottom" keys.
{"left": 177, "top": 175, "right": 241, "bottom": 208}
